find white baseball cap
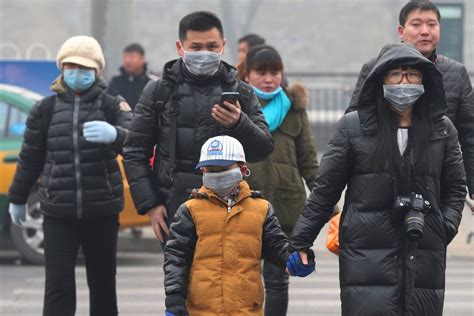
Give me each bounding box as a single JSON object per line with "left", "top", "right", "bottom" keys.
{"left": 196, "top": 136, "right": 246, "bottom": 169}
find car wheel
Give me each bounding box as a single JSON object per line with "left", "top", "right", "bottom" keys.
{"left": 9, "top": 188, "right": 45, "bottom": 264}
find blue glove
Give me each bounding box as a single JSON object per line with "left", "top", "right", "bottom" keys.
{"left": 9, "top": 203, "right": 26, "bottom": 227}
{"left": 287, "top": 250, "right": 316, "bottom": 277}
{"left": 165, "top": 312, "right": 175, "bottom": 316}
{"left": 83, "top": 121, "right": 117, "bottom": 144}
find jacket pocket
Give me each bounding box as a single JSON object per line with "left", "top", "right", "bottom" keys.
{"left": 44, "top": 162, "right": 56, "bottom": 198}
{"left": 102, "top": 161, "right": 114, "bottom": 195}
{"left": 339, "top": 204, "right": 353, "bottom": 245}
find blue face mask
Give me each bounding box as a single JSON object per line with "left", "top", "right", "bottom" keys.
{"left": 252, "top": 86, "right": 283, "bottom": 100}
{"left": 63, "top": 69, "right": 96, "bottom": 92}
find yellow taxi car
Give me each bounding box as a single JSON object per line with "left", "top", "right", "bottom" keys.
{"left": 0, "top": 84, "right": 149, "bottom": 264}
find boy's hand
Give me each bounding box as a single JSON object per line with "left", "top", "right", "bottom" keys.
{"left": 148, "top": 205, "right": 169, "bottom": 242}
{"left": 286, "top": 249, "right": 316, "bottom": 277}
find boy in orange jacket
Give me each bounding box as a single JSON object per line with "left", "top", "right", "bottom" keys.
{"left": 163, "top": 135, "right": 289, "bottom": 315}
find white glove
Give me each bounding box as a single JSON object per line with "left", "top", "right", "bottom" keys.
{"left": 83, "top": 121, "right": 117, "bottom": 144}
{"left": 9, "top": 203, "right": 26, "bottom": 227}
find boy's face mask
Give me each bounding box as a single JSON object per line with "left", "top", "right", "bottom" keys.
{"left": 202, "top": 167, "right": 243, "bottom": 197}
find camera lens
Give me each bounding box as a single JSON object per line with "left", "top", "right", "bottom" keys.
{"left": 405, "top": 209, "right": 424, "bottom": 240}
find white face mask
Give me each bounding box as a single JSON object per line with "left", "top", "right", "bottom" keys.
{"left": 383, "top": 84, "right": 425, "bottom": 112}
{"left": 182, "top": 46, "right": 223, "bottom": 76}
{"left": 202, "top": 167, "right": 243, "bottom": 197}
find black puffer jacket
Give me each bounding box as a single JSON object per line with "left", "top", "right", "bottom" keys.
{"left": 123, "top": 59, "right": 273, "bottom": 215}
{"left": 8, "top": 77, "right": 131, "bottom": 219}
{"left": 348, "top": 51, "right": 474, "bottom": 196}
{"left": 290, "top": 43, "right": 466, "bottom": 316}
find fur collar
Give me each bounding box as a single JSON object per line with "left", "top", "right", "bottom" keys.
{"left": 286, "top": 81, "right": 309, "bottom": 110}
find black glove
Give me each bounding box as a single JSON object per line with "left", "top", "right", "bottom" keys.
{"left": 165, "top": 294, "right": 189, "bottom": 316}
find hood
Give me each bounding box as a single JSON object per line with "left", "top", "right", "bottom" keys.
{"left": 356, "top": 43, "right": 446, "bottom": 133}
{"left": 50, "top": 75, "right": 107, "bottom": 102}
{"left": 161, "top": 58, "right": 238, "bottom": 86}
{"left": 286, "top": 81, "right": 309, "bottom": 110}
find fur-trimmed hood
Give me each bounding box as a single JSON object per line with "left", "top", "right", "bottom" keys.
{"left": 286, "top": 81, "right": 309, "bottom": 110}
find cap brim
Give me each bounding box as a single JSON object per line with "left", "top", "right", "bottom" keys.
{"left": 195, "top": 160, "right": 238, "bottom": 169}
{"left": 61, "top": 56, "right": 100, "bottom": 71}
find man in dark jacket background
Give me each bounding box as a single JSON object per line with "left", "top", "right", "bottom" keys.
{"left": 107, "top": 43, "right": 159, "bottom": 110}
{"left": 123, "top": 11, "right": 274, "bottom": 243}
{"left": 348, "top": 1, "right": 474, "bottom": 209}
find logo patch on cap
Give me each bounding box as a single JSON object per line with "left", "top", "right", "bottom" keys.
{"left": 207, "top": 140, "right": 223, "bottom": 156}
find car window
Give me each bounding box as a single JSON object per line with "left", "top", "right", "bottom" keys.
{"left": 7, "top": 105, "right": 28, "bottom": 138}
{"left": 0, "top": 101, "right": 8, "bottom": 137}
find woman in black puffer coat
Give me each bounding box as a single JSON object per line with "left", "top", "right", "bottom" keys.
{"left": 289, "top": 43, "right": 466, "bottom": 316}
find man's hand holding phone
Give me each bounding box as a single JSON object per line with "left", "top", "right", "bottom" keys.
{"left": 212, "top": 92, "right": 241, "bottom": 129}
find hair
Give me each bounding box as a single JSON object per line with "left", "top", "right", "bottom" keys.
{"left": 238, "top": 34, "right": 266, "bottom": 48}
{"left": 240, "top": 45, "right": 283, "bottom": 80}
{"left": 179, "top": 11, "right": 224, "bottom": 41}
{"left": 399, "top": 0, "right": 441, "bottom": 26}
{"left": 369, "top": 72, "right": 433, "bottom": 173}
{"left": 124, "top": 43, "right": 145, "bottom": 56}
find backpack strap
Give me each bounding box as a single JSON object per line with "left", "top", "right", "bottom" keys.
{"left": 345, "top": 111, "right": 362, "bottom": 138}
{"left": 98, "top": 93, "right": 121, "bottom": 124}
{"left": 40, "top": 95, "right": 57, "bottom": 142}
{"left": 153, "top": 79, "right": 174, "bottom": 114}
{"left": 152, "top": 80, "right": 177, "bottom": 178}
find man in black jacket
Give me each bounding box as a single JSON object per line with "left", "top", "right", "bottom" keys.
{"left": 123, "top": 11, "right": 274, "bottom": 243}
{"left": 348, "top": 1, "right": 474, "bottom": 209}
{"left": 108, "top": 43, "right": 158, "bottom": 110}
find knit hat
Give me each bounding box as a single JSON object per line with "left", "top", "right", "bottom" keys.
{"left": 196, "top": 136, "right": 246, "bottom": 169}
{"left": 56, "top": 36, "right": 105, "bottom": 72}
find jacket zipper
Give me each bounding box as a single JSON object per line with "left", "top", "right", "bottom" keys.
{"left": 73, "top": 96, "right": 83, "bottom": 219}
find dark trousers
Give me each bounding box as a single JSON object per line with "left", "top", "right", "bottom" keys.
{"left": 263, "top": 259, "right": 289, "bottom": 316}
{"left": 42, "top": 215, "right": 119, "bottom": 316}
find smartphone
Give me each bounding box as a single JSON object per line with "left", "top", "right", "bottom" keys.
{"left": 220, "top": 92, "right": 239, "bottom": 109}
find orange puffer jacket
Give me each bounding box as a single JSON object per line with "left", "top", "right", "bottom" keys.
{"left": 164, "top": 181, "right": 289, "bottom": 316}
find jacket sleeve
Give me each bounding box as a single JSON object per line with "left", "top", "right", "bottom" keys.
{"left": 225, "top": 83, "right": 274, "bottom": 163}
{"left": 123, "top": 80, "right": 163, "bottom": 215}
{"left": 455, "top": 67, "right": 474, "bottom": 196}
{"left": 8, "top": 100, "right": 47, "bottom": 204}
{"left": 262, "top": 203, "right": 289, "bottom": 269}
{"left": 346, "top": 61, "right": 373, "bottom": 112}
{"left": 163, "top": 203, "right": 197, "bottom": 298}
{"left": 109, "top": 95, "right": 132, "bottom": 154}
{"left": 295, "top": 109, "right": 319, "bottom": 189}
{"left": 440, "top": 118, "right": 467, "bottom": 244}
{"left": 290, "top": 115, "right": 351, "bottom": 252}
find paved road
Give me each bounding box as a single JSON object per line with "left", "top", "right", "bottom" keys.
{"left": 0, "top": 249, "right": 473, "bottom": 316}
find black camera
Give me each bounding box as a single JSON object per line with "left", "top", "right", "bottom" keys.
{"left": 393, "top": 193, "right": 431, "bottom": 240}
